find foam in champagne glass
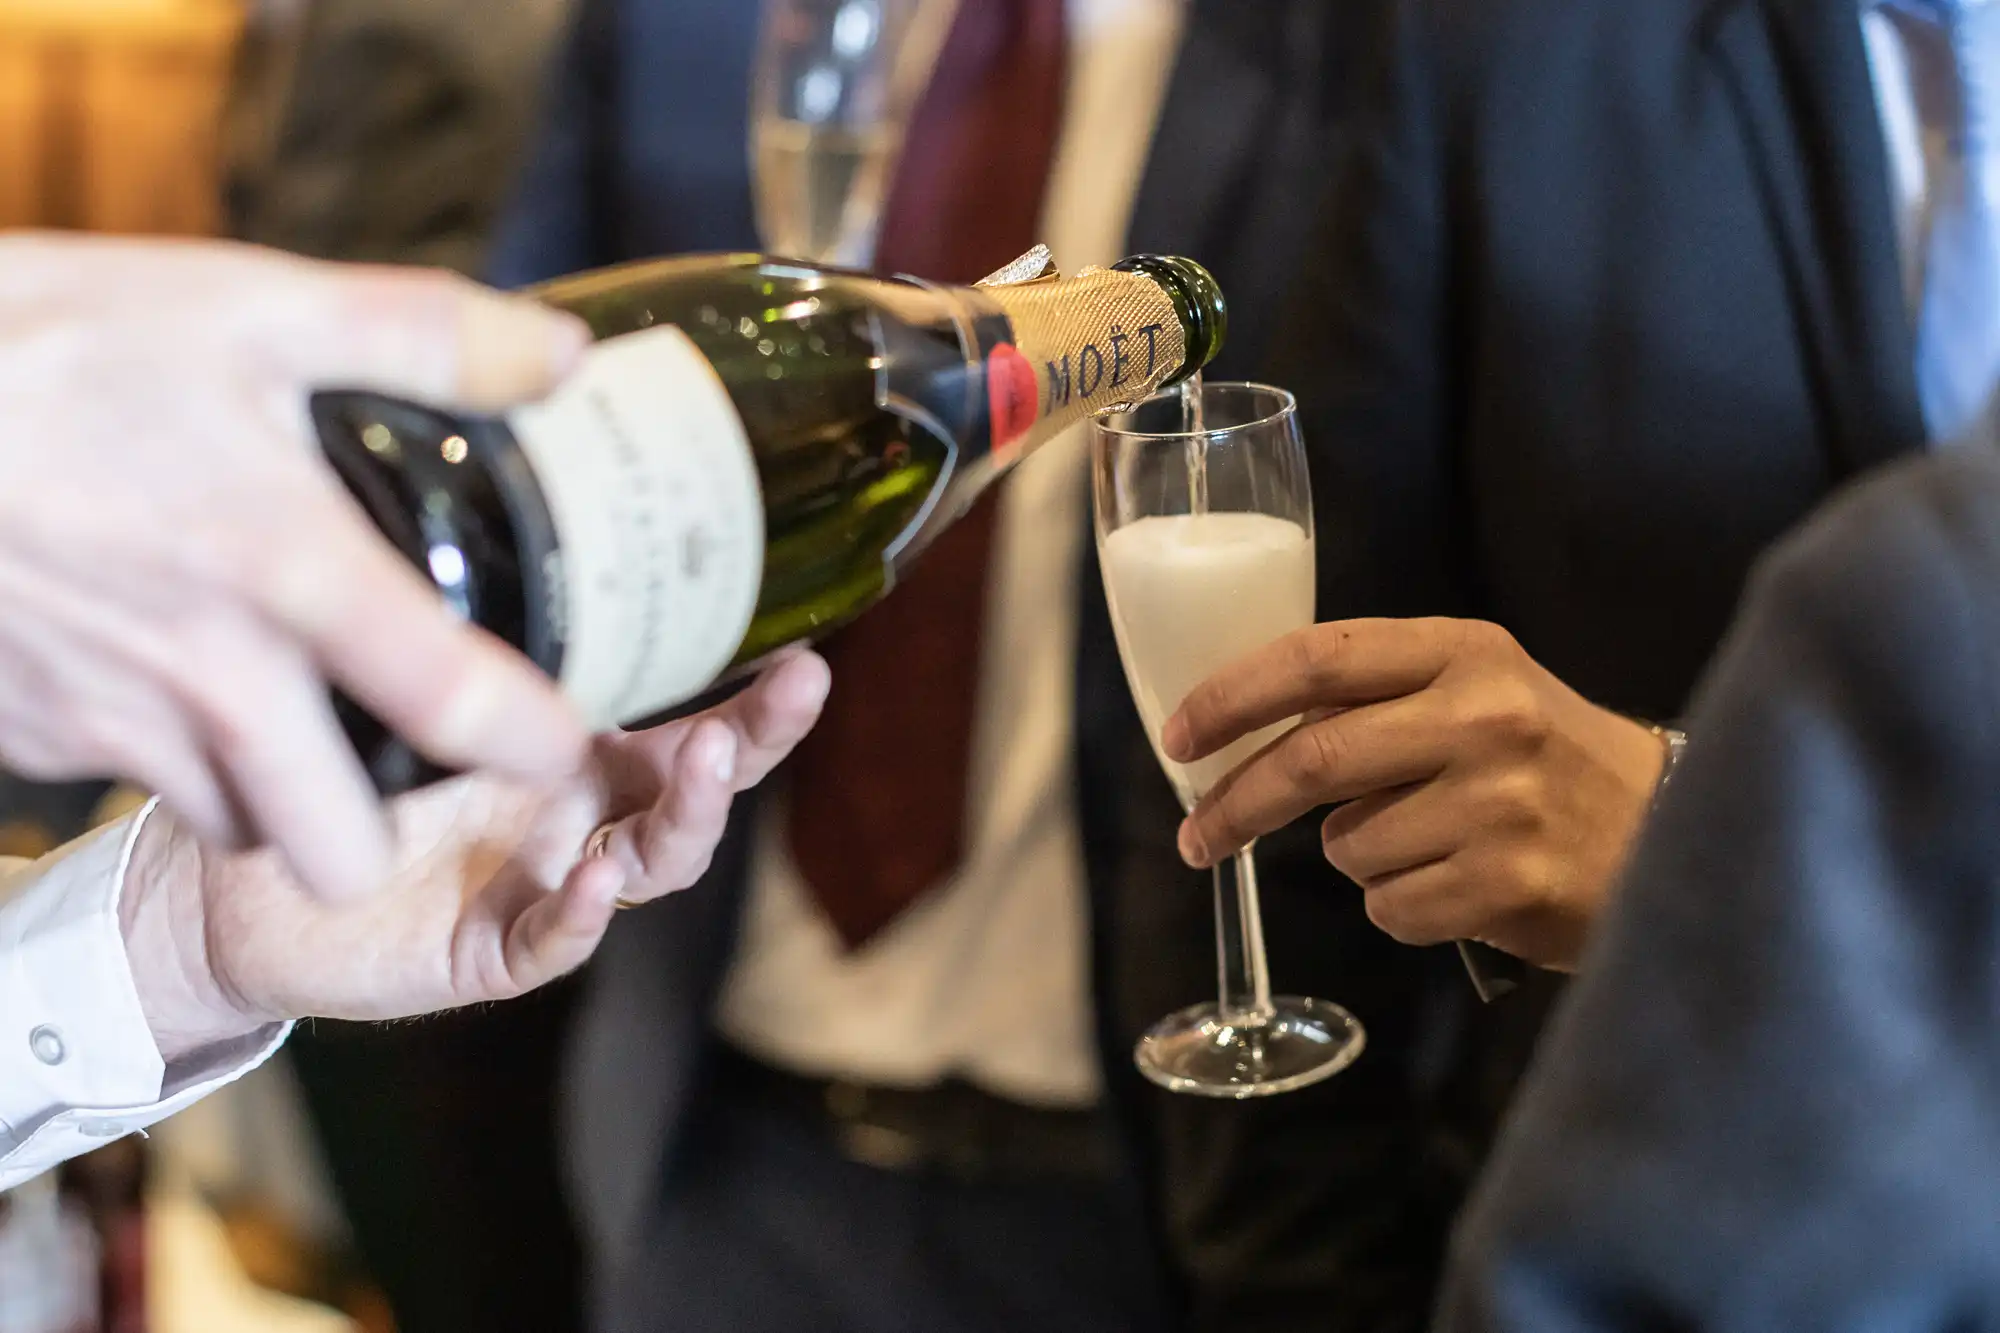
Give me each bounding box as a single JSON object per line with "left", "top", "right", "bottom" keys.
{"left": 1099, "top": 510, "right": 1315, "bottom": 806}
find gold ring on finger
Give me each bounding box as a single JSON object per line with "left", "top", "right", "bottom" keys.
{"left": 583, "top": 821, "right": 645, "bottom": 912}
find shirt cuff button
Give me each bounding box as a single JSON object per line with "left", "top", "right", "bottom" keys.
{"left": 28, "top": 1025, "right": 66, "bottom": 1067}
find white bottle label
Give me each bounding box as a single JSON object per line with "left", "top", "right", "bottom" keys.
{"left": 507, "top": 326, "right": 766, "bottom": 729}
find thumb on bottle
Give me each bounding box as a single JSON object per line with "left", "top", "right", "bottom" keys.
{"left": 451, "top": 286, "right": 592, "bottom": 412}
{"left": 290, "top": 263, "right": 591, "bottom": 413}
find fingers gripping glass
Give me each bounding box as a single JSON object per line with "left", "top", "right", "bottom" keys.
{"left": 1091, "top": 382, "right": 1365, "bottom": 1097}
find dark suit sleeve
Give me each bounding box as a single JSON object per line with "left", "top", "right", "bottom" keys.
{"left": 229, "top": 0, "right": 563, "bottom": 274}
{"left": 1436, "top": 447, "right": 2000, "bottom": 1332}
{"left": 485, "top": 0, "right": 602, "bottom": 288}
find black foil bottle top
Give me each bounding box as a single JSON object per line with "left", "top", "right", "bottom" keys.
{"left": 1111, "top": 255, "right": 1228, "bottom": 388}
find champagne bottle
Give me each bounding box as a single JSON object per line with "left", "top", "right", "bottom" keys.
{"left": 315, "top": 249, "right": 1227, "bottom": 793}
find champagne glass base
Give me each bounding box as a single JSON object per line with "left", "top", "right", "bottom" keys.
{"left": 1134, "top": 998, "right": 1365, "bottom": 1099}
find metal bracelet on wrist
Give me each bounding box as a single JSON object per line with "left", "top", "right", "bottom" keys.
{"left": 1648, "top": 724, "right": 1689, "bottom": 804}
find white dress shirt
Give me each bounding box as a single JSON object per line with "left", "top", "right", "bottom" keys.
{"left": 1864, "top": 2, "right": 1943, "bottom": 310}
{"left": 1865, "top": 2, "right": 1962, "bottom": 306}
{"left": 1865, "top": 0, "right": 2000, "bottom": 451}
{"left": 0, "top": 803, "right": 288, "bottom": 1192}
{"left": 714, "top": 0, "right": 1187, "bottom": 1109}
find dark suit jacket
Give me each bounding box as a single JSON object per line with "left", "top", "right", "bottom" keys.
{"left": 226, "top": 0, "right": 574, "bottom": 274}
{"left": 1277, "top": 0, "right": 1923, "bottom": 706}
{"left": 1436, "top": 446, "right": 2000, "bottom": 1332}
{"left": 485, "top": 3, "right": 1443, "bottom": 1331}
{"left": 1254, "top": 0, "right": 1934, "bottom": 1314}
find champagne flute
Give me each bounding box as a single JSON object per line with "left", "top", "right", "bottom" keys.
{"left": 1092, "top": 382, "right": 1366, "bottom": 1097}
{"left": 750, "top": 0, "right": 958, "bottom": 264}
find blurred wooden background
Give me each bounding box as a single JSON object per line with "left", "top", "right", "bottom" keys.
{"left": 0, "top": 0, "right": 245, "bottom": 235}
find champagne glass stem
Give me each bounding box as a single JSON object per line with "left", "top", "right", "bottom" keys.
{"left": 1213, "top": 842, "right": 1275, "bottom": 1022}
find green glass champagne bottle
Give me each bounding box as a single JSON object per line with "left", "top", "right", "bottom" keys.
{"left": 314, "top": 248, "right": 1226, "bottom": 793}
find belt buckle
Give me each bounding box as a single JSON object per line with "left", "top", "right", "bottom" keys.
{"left": 824, "top": 1081, "right": 927, "bottom": 1172}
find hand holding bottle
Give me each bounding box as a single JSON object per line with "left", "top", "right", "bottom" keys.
{"left": 0, "top": 233, "right": 594, "bottom": 903}
{"left": 120, "top": 650, "right": 829, "bottom": 1062}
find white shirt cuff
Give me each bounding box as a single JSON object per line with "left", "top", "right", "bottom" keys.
{"left": 0, "top": 802, "right": 290, "bottom": 1191}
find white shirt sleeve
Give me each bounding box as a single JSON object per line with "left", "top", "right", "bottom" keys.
{"left": 0, "top": 801, "right": 290, "bottom": 1192}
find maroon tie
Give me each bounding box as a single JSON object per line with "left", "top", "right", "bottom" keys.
{"left": 786, "top": 0, "right": 1068, "bottom": 950}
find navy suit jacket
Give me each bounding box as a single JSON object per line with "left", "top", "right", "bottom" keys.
{"left": 1438, "top": 445, "right": 2000, "bottom": 1331}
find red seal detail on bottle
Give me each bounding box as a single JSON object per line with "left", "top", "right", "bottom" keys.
{"left": 987, "top": 343, "right": 1039, "bottom": 452}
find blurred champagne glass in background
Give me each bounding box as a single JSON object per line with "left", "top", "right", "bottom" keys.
{"left": 750, "top": 0, "right": 958, "bottom": 265}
